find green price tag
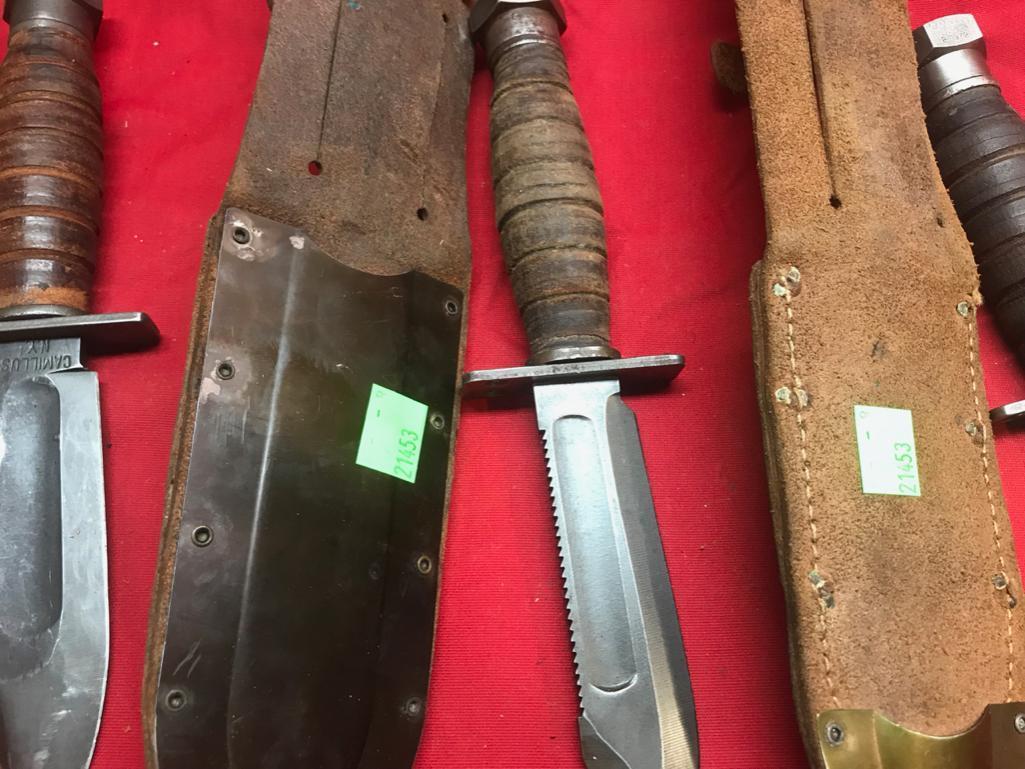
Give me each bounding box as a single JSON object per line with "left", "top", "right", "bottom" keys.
{"left": 853, "top": 405, "right": 921, "bottom": 497}
{"left": 356, "top": 384, "right": 429, "bottom": 483}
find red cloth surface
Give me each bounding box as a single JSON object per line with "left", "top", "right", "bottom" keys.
{"left": 53, "top": 1, "right": 1025, "bottom": 767}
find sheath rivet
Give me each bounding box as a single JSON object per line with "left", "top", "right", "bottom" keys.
{"left": 165, "top": 689, "right": 186, "bottom": 711}
{"left": 231, "top": 225, "right": 251, "bottom": 245}
{"left": 964, "top": 419, "right": 985, "bottom": 444}
{"left": 216, "top": 360, "right": 235, "bottom": 380}
{"left": 403, "top": 697, "right": 424, "bottom": 718}
{"left": 825, "top": 721, "right": 845, "bottom": 746}
{"left": 429, "top": 412, "right": 446, "bottom": 431}
{"left": 1014, "top": 713, "right": 1025, "bottom": 733}
{"left": 444, "top": 298, "right": 460, "bottom": 317}
{"left": 957, "top": 300, "right": 971, "bottom": 318}
{"left": 417, "top": 555, "right": 434, "bottom": 574}
{"left": 191, "top": 525, "right": 213, "bottom": 547}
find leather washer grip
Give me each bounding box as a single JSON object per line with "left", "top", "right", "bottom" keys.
{"left": 927, "top": 87, "right": 1025, "bottom": 361}
{"left": 916, "top": 16, "right": 1025, "bottom": 363}
{"left": 0, "top": 0, "right": 103, "bottom": 318}
{"left": 479, "top": 6, "right": 618, "bottom": 365}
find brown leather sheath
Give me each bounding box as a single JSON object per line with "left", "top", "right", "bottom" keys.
{"left": 738, "top": 0, "right": 1025, "bottom": 766}
{"left": 143, "top": 0, "right": 471, "bottom": 766}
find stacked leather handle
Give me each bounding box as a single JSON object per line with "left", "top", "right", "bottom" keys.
{"left": 0, "top": 0, "right": 102, "bottom": 317}
{"left": 927, "top": 87, "right": 1025, "bottom": 359}
{"left": 916, "top": 17, "right": 1025, "bottom": 364}
{"left": 477, "top": 4, "right": 618, "bottom": 365}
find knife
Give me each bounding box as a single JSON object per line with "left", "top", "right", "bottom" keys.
{"left": 0, "top": 1, "right": 158, "bottom": 768}
{"left": 464, "top": 2, "right": 700, "bottom": 768}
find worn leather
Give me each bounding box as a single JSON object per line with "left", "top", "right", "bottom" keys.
{"left": 141, "top": 0, "right": 472, "bottom": 762}
{"left": 738, "top": 0, "right": 1025, "bottom": 761}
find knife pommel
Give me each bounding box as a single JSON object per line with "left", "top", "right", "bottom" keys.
{"left": 472, "top": 0, "right": 618, "bottom": 365}
{"left": 0, "top": 0, "right": 103, "bottom": 319}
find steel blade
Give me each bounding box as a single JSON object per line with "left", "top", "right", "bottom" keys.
{"left": 0, "top": 339, "right": 108, "bottom": 769}
{"left": 534, "top": 378, "right": 698, "bottom": 769}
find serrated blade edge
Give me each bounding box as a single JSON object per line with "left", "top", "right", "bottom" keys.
{"left": 534, "top": 378, "right": 699, "bottom": 769}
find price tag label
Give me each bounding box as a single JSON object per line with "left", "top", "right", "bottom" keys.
{"left": 853, "top": 405, "right": 921, "bottom": 497}
{"left": 356, "top": 384, "right": 429, "bottom": 484}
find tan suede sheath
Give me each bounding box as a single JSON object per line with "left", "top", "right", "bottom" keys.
{"left": 737, "top": 0, "right": 1025, "bottom": 757}
{"left": 142, "top": 0, "right": 471, "bottom": 760}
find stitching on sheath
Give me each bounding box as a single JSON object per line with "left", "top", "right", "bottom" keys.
{"left": 782, "top": 284, "right": 840, "bottom": 708}
{"left": 966, "top": 311, "right": 1016, "bottom": 699}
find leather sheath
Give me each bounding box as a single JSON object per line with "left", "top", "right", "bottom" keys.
{"left": 737, "top": 0, "right": 1025, "bottom": 762}
{"left": 142, "top": 0, "right": 471, "bottom": 762}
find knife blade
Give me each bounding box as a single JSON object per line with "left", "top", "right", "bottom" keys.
{"left": 0, "top": 2, "right": 157, "bottom": 768}
{"left": 464, "top": 2, "right": 700, "bottom": 767}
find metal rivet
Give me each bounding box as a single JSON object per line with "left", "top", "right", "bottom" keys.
{"left": 232, "top": 225, "right": 251, "bottom": 245}
{"left": 403, "top": 697, "right": 424, "bottom": 718}
{"left": 165, "top": 690, "right": 186, "bottom": 711}
{"left": 957, "top": 301, "right": 971, "bottom": 318}
{"left": 429, "top": 413, "right": 445, "bottom": 431}
{"left": 191, "top": 525, "right": 213, "bottom": 547}
{"left": 369, "top": 563, "right": 382, "bottom": 581}
{"left": 417, "top": 555, "right": 433, "bottom": 575}
{"left": 775, "top": 386, "right": 792, "bottom": 404}
{"left": 994, "top": 573, "right": 1009, "bottom": 590}
{"left": 216, "top": 361, "right": 235, "bottom": 380}
{"left": 964, "top": 419, "right": 985, "bottom": 445}
{"left": 1015, "top": 713, "right": 1025, "bottom": 734}
{"left": 444, "top": 299, "right": 460, "bottom": 317}
{"left": 825, "top": 721, "right": 845, "bottom": 746}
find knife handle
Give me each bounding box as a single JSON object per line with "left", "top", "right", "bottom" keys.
{"left": 477, "top": 5, "right": 619, "bottom": 365}
{"left": 926, "top": 86, "right": 1025, "bottom": 359}
{"left": 915, "top": 16, "right": 1025, "bottom": 362}
{"left": 0, "top": 0, "right": 103, "bottom": 318}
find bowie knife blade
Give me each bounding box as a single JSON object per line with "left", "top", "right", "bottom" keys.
{"left": 464, "top": 2, "right": 699, "bottom": 768}
{"left": 0, "top": 1, "right": 158, "bottom": 768}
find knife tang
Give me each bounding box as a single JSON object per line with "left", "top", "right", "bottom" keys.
{"left": 0, "top": 0, "right": 102, "bottom": 319}
{"left": 475, "top": 1, "right": 618, "bottom": 365}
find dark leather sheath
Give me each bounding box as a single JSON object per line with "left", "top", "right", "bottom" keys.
{"left": 143, "top": 1, "right": 472, "bottom": 767}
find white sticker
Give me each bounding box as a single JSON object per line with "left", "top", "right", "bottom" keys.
{"left": 853, "top": 405, "right": 921, "bottom": 497}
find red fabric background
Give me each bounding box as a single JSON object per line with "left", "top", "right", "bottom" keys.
{"left": 59, "top": 1, "right": 1025, "bottom": 767}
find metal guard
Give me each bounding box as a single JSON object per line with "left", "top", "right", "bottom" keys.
{"left": 817, "top": 703, "right": 1025, "bottom": 768}
{"left": 153, "top": 209, "right": 464, "bottom": 768}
